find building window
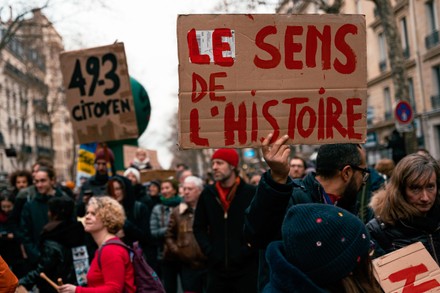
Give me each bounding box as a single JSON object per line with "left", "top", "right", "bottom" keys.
{"left": 378, "top": 32, "right": 387, "bottom": 71}
{"left": 425, "top": 0, "right": 439, "bottom": 49}
{"left": 408, "top": 77, "right": 417, "bottom": 112}
{"left": 384, "top": 87, "right": 392, "bottom": 120}
{"left": 400, "top": 17, "right": 410, "bottom": 58}
{"left": 431, "top": 65, "right": 440, "bottom": 109}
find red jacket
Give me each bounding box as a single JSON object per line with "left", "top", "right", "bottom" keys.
{"left": 76, "top": 237, "right": 136, "bottom": 293}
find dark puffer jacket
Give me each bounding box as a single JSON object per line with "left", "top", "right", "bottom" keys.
{"left": 367, "top": 208, "right": 440, "bottom": 263}
{"left": 19, "top": 220, "right": 87, "bottom": 293}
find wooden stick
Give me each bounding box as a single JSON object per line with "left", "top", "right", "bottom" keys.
{"left": 58, "top": 278, "right": 63, "bottom": 286}
{"left": 39, "top": 272, "right": 59, "bottom": 290}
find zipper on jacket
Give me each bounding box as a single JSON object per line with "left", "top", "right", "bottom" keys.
{"left": 214, "top": 196, "right": 229, "bottom": 269}
{"left": 429, "top": 234, "right": 439, "bottom": 264}
{"left": 224, "top": 211, "right": 228, "bottom": 269}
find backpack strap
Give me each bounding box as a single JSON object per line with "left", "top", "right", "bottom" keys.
{"left": 97, "top": 239, "right": 132, "bottom": 269}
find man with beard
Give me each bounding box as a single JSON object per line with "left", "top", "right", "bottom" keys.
{"left": 193, "top": 149, "right": 257, "bottom": 293}
{"left": 77, "top": 146, "right": 115, "bottom": 217}
{"left": 244, "top": 134, "right": 369, "bottom": 292}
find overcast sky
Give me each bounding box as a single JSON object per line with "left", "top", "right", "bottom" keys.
{"left": 5, "top": 0, "right": 275, "bottom": 168}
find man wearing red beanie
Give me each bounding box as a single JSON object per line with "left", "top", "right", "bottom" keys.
{"left": 77, "top": 145, "right": 115, "bottom": 217}
{"left": 194, "top": 148, "right": 258, "bottom": 293}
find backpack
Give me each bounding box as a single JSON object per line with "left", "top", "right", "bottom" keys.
{"left": 98, "top": 239, "right": 165, "bottom": 293}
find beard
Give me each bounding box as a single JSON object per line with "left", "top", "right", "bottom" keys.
{"left": 338, "top": 177, "right": 361, "bottom": 209}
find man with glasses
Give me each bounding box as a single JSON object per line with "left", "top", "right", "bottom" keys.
{"left": 244, "top": 134, "right": 370, "bottom": 292}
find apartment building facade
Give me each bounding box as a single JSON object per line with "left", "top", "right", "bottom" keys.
{"left": 277, "top": 0, "right": 440, "bottom": 164}
{"left": 0, "top": 9, "right": 74, "bottom": 182}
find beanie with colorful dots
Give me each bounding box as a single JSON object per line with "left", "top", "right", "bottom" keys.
{"left": 281, "top": 203, "right": 371, "bottom": 285}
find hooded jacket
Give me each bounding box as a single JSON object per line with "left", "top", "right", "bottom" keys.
{"left": 110, "top": 175, "right": 150, "bottom": 247}
{"left": 19, "top": 219, "right": 86, "bottom": 293}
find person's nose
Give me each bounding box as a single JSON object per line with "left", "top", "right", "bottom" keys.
{"left": 420, "top": 190, "right": 430, "bottom": 202}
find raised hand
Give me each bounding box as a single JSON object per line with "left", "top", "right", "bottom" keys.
{"left": 261, "top": 133, "right": 291, "bottom": 184}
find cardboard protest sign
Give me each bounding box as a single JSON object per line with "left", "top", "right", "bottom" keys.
{"left": 60, "top": 43, "right": 138, "bottom": 144}
{"left": 139, "top": 170, "right": 176, "bottom": 183}
{"left": 177, "top": 14, "right": 367, "bottom": 149}
{"left": 122, "top": 145, "right": 162, "bottom": 169}
{"left": 372, "top": 242, "right": 440, "bottom": 292}
{"left": 76, "top": 143, "right": 97, "bottom": 186}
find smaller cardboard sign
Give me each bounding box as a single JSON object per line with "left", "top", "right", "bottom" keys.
{"left": 372, "top": 242, "right": 440, "bottom": 292}
{"left": 60, "top": 43, "right": 138, "bottom": 144}
{"left": 122, "top": 145, "right": 161, "bottom": 170}
{"left": 140, "top": 170, "right": 176, "bottom": 183}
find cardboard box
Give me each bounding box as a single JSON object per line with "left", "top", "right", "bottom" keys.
{"left": 122, "top": 145, "right": 162, "bottom": 170}
{"left": 372, "top": 242, "right": 440, "bottom": 292}
{"left": 177, "top": 14, "right": 367, "bottom": 149}
{"left": 60, "top": 43, "right": 138, "bottom": 144}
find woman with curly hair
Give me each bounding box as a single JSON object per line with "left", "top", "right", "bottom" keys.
{"left": 367, "top": 153, "right": 440, "bottom": 261}
{"left": 59, "top": 196, "right": 136, "bottom": 293}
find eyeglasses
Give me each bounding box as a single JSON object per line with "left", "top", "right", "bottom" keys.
{"left": 349, "top": 165, "right": 370, "bottom": 182}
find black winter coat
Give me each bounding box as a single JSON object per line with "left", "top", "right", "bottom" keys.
{"left": 19, "top": 220, "right": 87, "bottom": 293}
{"left": 193, "top": 178, "right": 257, "bottom": 273}
{"left": 367, "top": 207, "right": 440, "bottom": 263}
{"left": 244, "top": 171, "right": 359, "bottom": 250}
{"left": 20, "top": 189, "right": 68, "bottom": 265}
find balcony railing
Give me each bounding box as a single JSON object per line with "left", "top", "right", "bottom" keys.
{"left": 35, "top": 122, "right": 51, "bottom": 133}
{"left": 431, "top": 94, "right": 440, "bottom": 109}
{"left": 21, "top": 145, "right": 32, "bottom": 154}
{"left": 425, "top": 30, "right": 440, "bottom": 50}
{"left": 37, "top": 146, "right": 53, "bottom": 157}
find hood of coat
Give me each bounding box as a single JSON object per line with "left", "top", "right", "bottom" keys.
{"left": 109, "top": 174, "right": 136, "bottom": 210}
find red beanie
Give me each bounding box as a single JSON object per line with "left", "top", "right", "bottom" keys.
{"left": 95, "top": 147, "right": 115, "bottom": 163}
{"left": 212, "top": 148, "right": 239, "bottom": 168}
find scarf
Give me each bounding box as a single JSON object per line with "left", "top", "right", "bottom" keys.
{"left": 216, "top": 177, "right": 240, "bottom": 212}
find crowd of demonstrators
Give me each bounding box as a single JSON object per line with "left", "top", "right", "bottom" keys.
{"left": 150, "top": 178, "right": 182, "bottom": 290}
{"left": 59, "top": 196, "right": 136, "bottom": 293}
{"left": 367, "top": 153, "right": 440, "bottom": 259}
{"left": 5, "top": 136, "right": 440, "bottom": 293}
{"left": 194, "top": 148, "right": 258, "bottom": 293}
{"left": 165, "top": 175, "right": 207, "bottom": 293}
{"left": 17, "top": 196, "right": 87, "bottom": 293}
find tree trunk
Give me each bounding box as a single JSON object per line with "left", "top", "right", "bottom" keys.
{"left": 371, "top": 0, "right": 417, "bottom": 154}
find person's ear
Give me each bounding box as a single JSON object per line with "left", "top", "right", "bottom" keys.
{"left": 340, "top": 165, "right": 353, "bottom": 182}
